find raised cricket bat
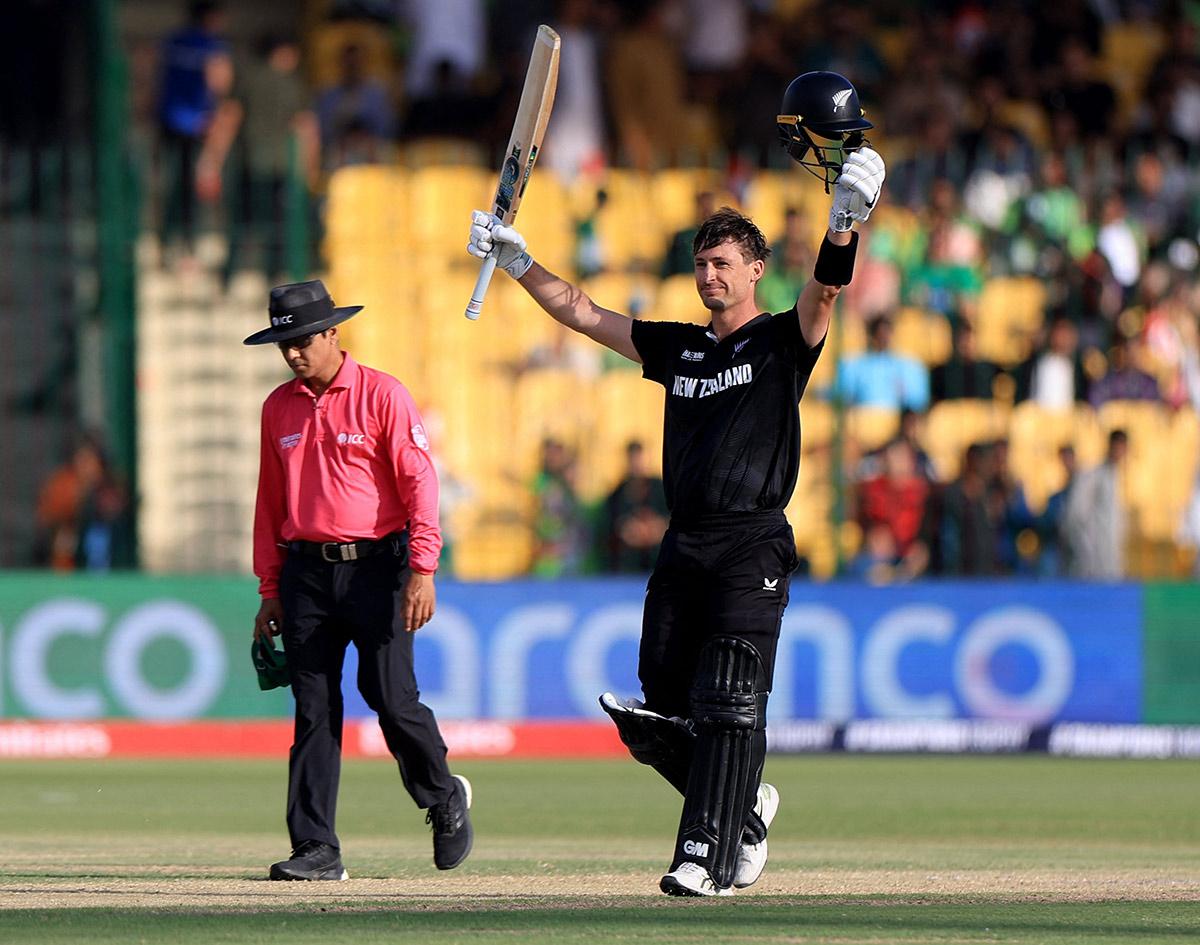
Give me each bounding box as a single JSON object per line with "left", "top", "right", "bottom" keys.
{"left": 465, "top": 24, "right": 560, "bottom": 320}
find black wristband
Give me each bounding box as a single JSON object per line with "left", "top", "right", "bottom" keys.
{"left": 813, "top": 231, "right": 859, "bottom": 287}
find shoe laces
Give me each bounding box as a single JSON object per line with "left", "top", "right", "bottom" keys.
{"left": 293, "top": 839, "right": 327, "bottom": 858}
{"left": 426, "top": 799, "right": 458, "bottom": 835}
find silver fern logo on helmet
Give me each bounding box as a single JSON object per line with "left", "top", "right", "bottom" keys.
{"left": 832, "top": 89, "right": 853, "bottom": 109}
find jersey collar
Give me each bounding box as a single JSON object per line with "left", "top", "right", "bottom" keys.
{"left": 706, "top": 312, "right": 770, "bottom": 344}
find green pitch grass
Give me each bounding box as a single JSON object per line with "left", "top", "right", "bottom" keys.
{"left": 2, "top": 755, "right": 1198, "bottom": 944}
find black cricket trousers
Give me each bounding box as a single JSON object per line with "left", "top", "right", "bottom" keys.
{"left": 639, "top": 511, "right": 800, "bottom": 716}
{"left": 279, "top": 544, "right": 455, "bottom": 850}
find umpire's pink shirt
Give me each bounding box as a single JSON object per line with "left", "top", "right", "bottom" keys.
{"left": 253, "top": 352, "right": 442, "bottom": 598}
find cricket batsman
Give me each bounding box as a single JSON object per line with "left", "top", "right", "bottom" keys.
{"left": 467, "top": 71, "right": 885, "bottom": 896}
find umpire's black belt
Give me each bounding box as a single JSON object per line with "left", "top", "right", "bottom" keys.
{"left": 287, "top": 534, "right": 404, "bottom": 563}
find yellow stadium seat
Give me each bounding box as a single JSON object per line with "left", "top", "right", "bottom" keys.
{"left": 422, "top": 272, "right": 545, "bottom": 369}
{"left": 997, "top": 100, "right": 1050, "bottom": 150}
{"left": 800, "top": 400, "right": 835, "bottom": 452}
{"left": 805, "top": 317, "right": 867, "bottom": 395}
{"left": 743, "top": 171, "right": 828, "bottom": 244}
{"left": 1095, "top": 399, "right": 1168, "bottom": 436}
{"left": 453, "top": 520, "right": 536, "bottom": 580}
{"left": 307, "top": 20, "right": 394, "bottom": 89}
{"left": 892, "top": 307, "right": 953, "bottom": 366}
{"left": 568, "top": 170, "right": 660, "bottom": 270}
{"left": 1094, "top": 401, "right": 1196, "bottom": 542}
{"left": 580, "top": 273, "right": 658, "bottom": 319}
{"left": 975, "top": 277, "right": 1047, "bottom": 366}
{"left": 323, "top": 166, "right": 406, "bottom": 247}
{"left": 649, "top": 168, "right": 739, "bottom": 235}
{"left": 774, "top": 0, "right": 821, "bottom": 17}
{"left": 925, "top": 399, "right": 1010, "bottom": 479}
{"left": 408, "top": 166, "right": 493, "bottom": 262}
{"left": 423, "top": 367, "right": 515, "bottom": 481}
{"left": 334, "top": 254, "right": 425, "bottom": 388}
{"left": 845, "top": 406, "right": 900, "bottom": 453}
{"left": 483, "top": 279, "right": 571, "bottom": 359}
{"left": 1101, "top": 23, "right": 1166, "bottom": 130}
{"left": 509, "top": 172, "right": 573, "bottom": 276}
{"left": 786, "top": 482, "right": 837, "bottom": 579}
{"left": 584, "top": 371, "right": 666, "bottom": 498}
{"left": 397, "top": 138, "right": 487, "bottom": 169}
{"left": 808, "top": 343, "right": 836, "bottom": 393}
{"left": 874, "top": 27, "right": 913, "bottom": 71}
{"left": 511, "top": 368, "right": 595, "bottom": 478}
{"left": 1161, "top": 408, "right": 1200, "bottom": 538}
{"left": 983, "top": 277, "right": 1046, "bottom": 330}
{"left": 1102, "top": 22, "right": 1165, "bottom": 75}
{"left": 1008, "top": 402, "right": 1103, "bottom": 511}
{"left": 651, "top": 274, "right": 707, "bottom": 324}
{"left": 870, "top": 204, "right": 923, "bottom": 242}
{"left": 830, "top": 315, "right": 868, "bottom": 356}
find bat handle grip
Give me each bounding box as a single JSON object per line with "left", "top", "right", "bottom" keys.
{"left": 465, "top": 256, "right": 499, "bottom": 320}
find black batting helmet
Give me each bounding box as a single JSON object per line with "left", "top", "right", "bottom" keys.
{"left": 777, "top": 71, "right": 873, "bottom": 189}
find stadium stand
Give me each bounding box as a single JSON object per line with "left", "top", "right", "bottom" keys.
{"left": 104, "top": 3, "right": 1200, "bottom": 584}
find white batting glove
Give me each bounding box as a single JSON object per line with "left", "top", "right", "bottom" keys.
{"left": 830, "top": 147, "right": 886, "bottom": 232}
{"left": 467, "top": 210, "right": 533, "bottom": 279}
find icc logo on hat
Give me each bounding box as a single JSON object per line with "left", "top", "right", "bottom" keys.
{"left": 244, "top": 281, "right": 362, "bottom": 346}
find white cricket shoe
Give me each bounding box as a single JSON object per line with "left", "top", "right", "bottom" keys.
{"left": 733, "top": 782, "right": 780, "bottom": 888}
{"left": 659, "top": 861, "right": 734, "bottom": 897}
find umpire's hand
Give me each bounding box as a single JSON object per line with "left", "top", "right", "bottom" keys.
{"left": 404, "top": 571, "right": 437, "bottom": 632}
{"left": 254, "top": 598, "right": 284, "bottom": 644}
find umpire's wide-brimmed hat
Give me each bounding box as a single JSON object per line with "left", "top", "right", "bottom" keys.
{"left": 243, "top": 279, "right": 363, "bottom": 346}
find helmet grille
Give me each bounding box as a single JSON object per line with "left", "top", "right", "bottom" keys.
{"left": 776, "top": 123, "right": 868, "bottom": 192}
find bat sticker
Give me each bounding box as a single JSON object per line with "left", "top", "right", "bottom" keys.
{"left": 518, "top": 144, "right": 540, "bottom": 199}
{"left": 495, "top": 147, "right": 524, "bottom": 216}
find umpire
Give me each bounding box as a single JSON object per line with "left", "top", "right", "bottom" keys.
{"left": 467, "top": 74, "right": 884, "bottom": 897}
{"left": 245, "top": 280, "right": 472, "bottom": 880}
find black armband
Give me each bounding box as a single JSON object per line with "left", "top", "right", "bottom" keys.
{"left": 813, "top": 231, "right": 859, "bottom": 287}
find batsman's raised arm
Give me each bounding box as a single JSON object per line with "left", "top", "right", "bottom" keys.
{"left": 794, "top": 146, "right": 886, "bottom": 346}
{"left": 467, "top": 211, "right": 640, "bottom": 363}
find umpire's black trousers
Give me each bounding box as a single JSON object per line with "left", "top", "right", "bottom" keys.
{"left": 279, "top": 543, "right": 455, "bottom": 850}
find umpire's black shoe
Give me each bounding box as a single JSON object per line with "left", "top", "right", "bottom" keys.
{"left": 269, "top": 840, "right": 349, "bottom": 881}
{"left": 427, "top": 774, "right": 473, "bottom": 870}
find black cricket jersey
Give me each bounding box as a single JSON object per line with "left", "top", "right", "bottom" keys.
{"left": 631, "top": 309, "right": 824, "bottom": 521}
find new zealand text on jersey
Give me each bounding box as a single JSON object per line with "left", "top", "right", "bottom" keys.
{"left": 671, "top": 363, "right": 754, "bottom": 399}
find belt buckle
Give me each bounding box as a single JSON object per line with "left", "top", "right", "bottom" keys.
{"left": 321, "top": 541, "right": 359, "bottom": 562}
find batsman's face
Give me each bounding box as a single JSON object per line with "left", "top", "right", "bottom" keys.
{"left": 694, "top": 241, "right": 763, "bottom": 311}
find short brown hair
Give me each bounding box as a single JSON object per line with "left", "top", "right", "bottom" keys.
{"left": 693, "top": 207, "right": 771, "bottom": 263}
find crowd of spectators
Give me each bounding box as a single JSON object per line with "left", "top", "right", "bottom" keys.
{"left": 145, "top": 3, "right": 1200, "bottom": 255}
{"left": 35, "top": 434, "right": 133, "bottom": 572}
{"left": 135, "top": 0, "right": 1200, "bottom": 579}
{"left": 528, "top": 437, "right": 669, "bottom": 578}
{"left": 846, "top": 427, "right": 1130, "bottom": 583}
